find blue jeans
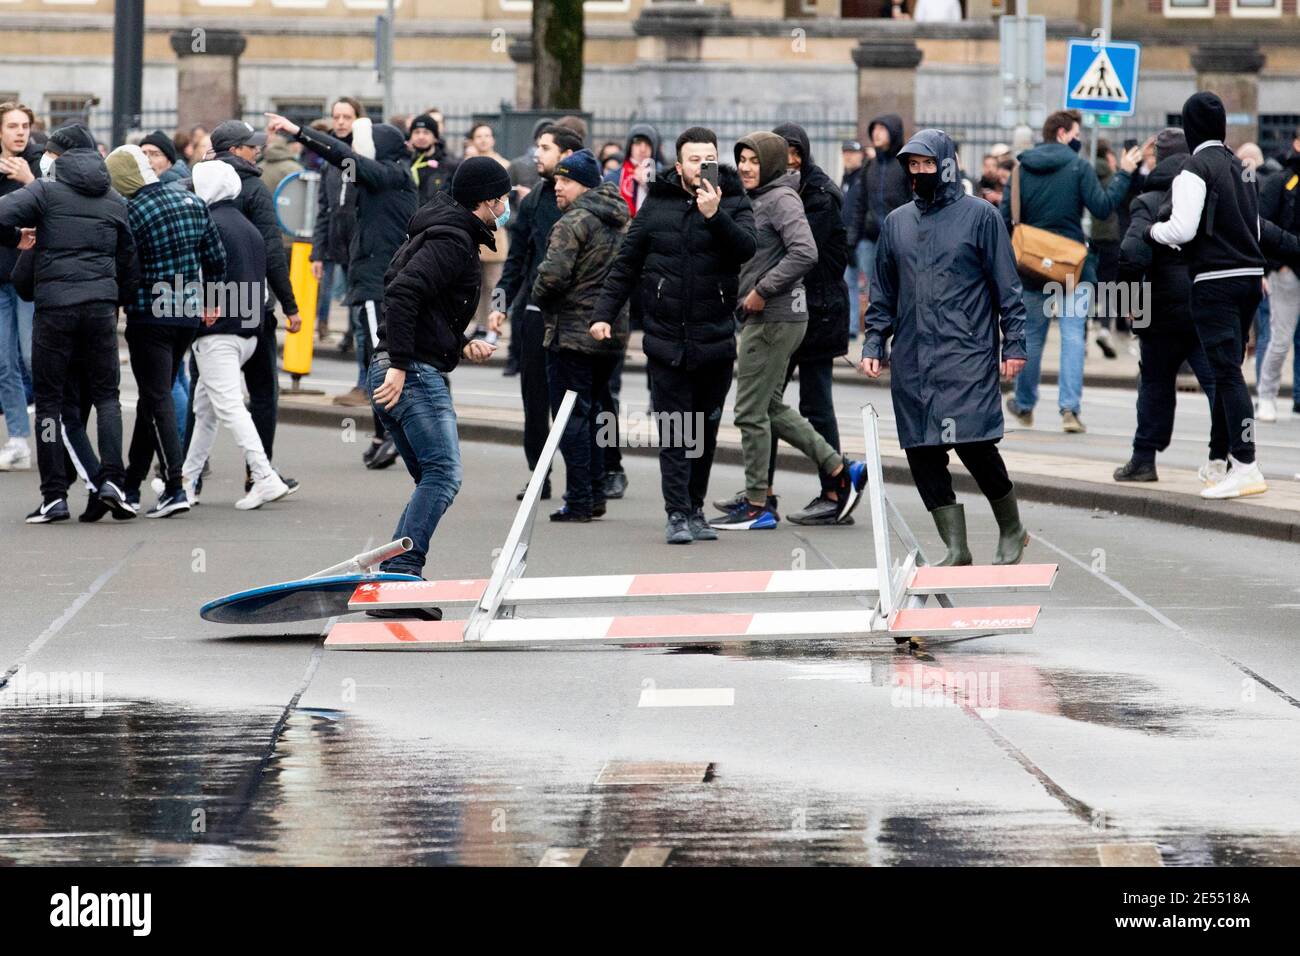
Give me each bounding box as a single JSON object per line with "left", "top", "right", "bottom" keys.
{"left": 846, "top": 239, "right": 873, "bottom": 339}
{"left": 0, "top": 283, "right": 33, "bottom": 439}
{"left": 1013, "top": 283, "right": 1090, "bottom": 416}
{"left": 171, "top": 358, "right": 190, "bottom": 447}
{"left": 368, "top": 356, "right": 462, "bottom": 577}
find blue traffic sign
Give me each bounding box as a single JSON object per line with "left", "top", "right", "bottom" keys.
{"left": 1064, "top": 38, "right": 1141, "bottom": 117}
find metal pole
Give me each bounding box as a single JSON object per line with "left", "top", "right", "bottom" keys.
{"left": 382, "top": 0, "right": 396, "bottom": 122}
{"left": 1016, "top": 0, "right": 1030, "bottom": 128}
{"left": 110, "top": 0, "right": 144, "bottom": 146}
{"left": 1089, "top": 0, "right": 1112, "bottom": 166}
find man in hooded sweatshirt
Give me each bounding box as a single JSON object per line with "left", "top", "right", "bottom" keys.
{"left": 849, "top": 114, "right": 910, "bottom": 297}
{"left": 1146, "top": 91, "right": 1300, "bottom": 499}
{"left": 711, "top": 130, "right": 867, "bottom": 532}
{"left": 0, "top": 124, "right": 139, "bottom": 524}
{"left": 182, "top": 160, "right": 289, "bottom": 511}
{"left": 106, "top": 143, "right": 225, "bottom": 518}
{"left": 999, "top": 110, "right": 1140, "bottom": 434}
{"left": 363, "top": 157, "right": 508, "bottom": 599}
{"left": 604, "top": 123, "right": 664, "bottom": 218}
{"left": 531, "top": 149, "right": 630, "bottom": 523}
{"left": 860, "top": 129, "right": 1031, "bottom": 567}
{"left": 267, "top": 110, "right": 417, "bottom": 471}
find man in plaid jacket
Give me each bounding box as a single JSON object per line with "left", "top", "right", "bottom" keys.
{"left": 106, "top": 145, "right": 226, "bottom": 518}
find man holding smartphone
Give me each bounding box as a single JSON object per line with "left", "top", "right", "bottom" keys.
{"left": 593, "top": 127, "right": 757, "bottom": 544}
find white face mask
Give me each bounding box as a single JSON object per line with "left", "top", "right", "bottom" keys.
{"left": 39, "top": 153, "right": 55, "bottom": 179}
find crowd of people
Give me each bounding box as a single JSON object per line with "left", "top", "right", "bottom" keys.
{"left": 1, "top": 92, "right": 1299, "bottom": 583}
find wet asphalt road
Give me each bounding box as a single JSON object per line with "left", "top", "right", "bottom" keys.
{"left": 2, "top": 419, "right": 1299, "bottom": 866}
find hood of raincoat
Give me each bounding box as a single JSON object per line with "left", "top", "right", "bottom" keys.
{"left": 105, "top": 145, "right": 158, "bottom": 198}
{"left": 896, "top": 128, "right": 963, "bottom": 211}
{"left": 735, "top": 131, "right": 790, "bottom": 191}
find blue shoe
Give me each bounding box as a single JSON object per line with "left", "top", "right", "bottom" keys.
{"left": 831, "top": 460, "right": 869, "bottom": 524}
{"left": 708, "top": 499, "right": 779, "bottom": 530}
{"left": 100, "top": 481, "right": 139, "bottom": 521}
{"left": 146, "top": 488, "right": 191, "bottom": 518}
{"left": 26, "top": 497, "right": 70, "bottom": 524}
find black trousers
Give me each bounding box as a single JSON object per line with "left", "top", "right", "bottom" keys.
{"left": 241, "top": 313, "right": 280, "bottom": 461}
{"left": 648, "top": 358, "right": 732, "bottom": 516}
{"left": 547, "top": 347, "right": 618, "bottom": 514}
{"left": 1191, "top": 276, "right": 1261, "bottom": 465}
{"left": 124, "top": 323, "right": 194, "bottom": 492}
{"left": 517, "top": 306, "right": 551, "bottom": 474}
{"left": 766, "top": 355, "right": 840, "bottom": 486}
{"left": 905, "top": 439, "right": 1013, "bottom": 512}
{"left": 31, "top": 305, "right": 125, "bottom": 502}
{"left": 1133, "top": 324, "right": 1221, "bottom": 463}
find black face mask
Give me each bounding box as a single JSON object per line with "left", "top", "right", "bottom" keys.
{"left": 911, "top": 171, "right": 940, "bottom": 201}
{"left": 1068, "top": 137, "right": 1083, "bottom": 153}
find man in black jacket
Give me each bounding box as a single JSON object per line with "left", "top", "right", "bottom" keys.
{"left": 408, "top": 113, "right": 458, "bottom": 207}
{"left": 0, "top": 125, "right": 139, "bottom": 523}
{"left": 1148, "top": 92, "right": 1300, "bottom": 499}
{"left": 840, "top": 139, "right": 866, "bottom": 342}
{"left": 757, "top": 122, "right": 850, "bottom": 526}
{"left": 1257, "top": 126, "right": 1300, "bottom": 423}
{"left": 850, "top": 114, "right": 910, "bottom": 279}
{"left": 267, "top": 111, "right": 417, "bottom": 470}
{"left": 210, "top": 119, "right": 302, "bottom": 491}
{"left": 1114, "top": 128, "right": 1219, "bottom": 484}
{"left": 364, "top": 158, "right": 508, "bottom": 593}
{"left": 310, "top": 98, "right": 361, "bottom": 376}
{"left": 487, "top": 124, "right": 582, "bottom": 501}
{"left": 593, "top": 127, "right": 758, "bottom": 544}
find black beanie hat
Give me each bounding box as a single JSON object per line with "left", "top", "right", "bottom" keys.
{"left": 409, "top": 113, "right": 440, "bottom": 138}
{"left": 141, "top": 129, "right": 178, "bottom": 165}
{"left": 1181, "top": 91, "right": 1226, "bottom": 154}
{"left": 452, "top": 156, "right": 512, "bottom": 208}
{"left": 1155, "top": 127, "right": 1188, "bottom": 164}
{"left": 47, "top": 124, "right": 97, "bottom": 155}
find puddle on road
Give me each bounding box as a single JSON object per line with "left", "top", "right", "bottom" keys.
{"left": 1, "top": 701, "right": 1297, "bottom": 866}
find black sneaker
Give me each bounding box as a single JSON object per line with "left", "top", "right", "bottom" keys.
{"left": 602, "top": 470, "right": 628, "bottom": 499}
{"left": 666, "top": 511, "right": 693, "bottom": 545}
{"left": 79, "top": 494, "right": 110, "bottom": 523}
{"left": 549, "top": 506, "right": 592, "bottom": 523}
{"left": 709, "top": 499, "right": 779, "bottom": 531}
{"left": 365, "top": 606, "right": 442, "bottom": 621}
{"left": 687, "top": 509, "right": 717, "bottom": 541}
{"left": 713, "top": 491, "right": 779, "bottom": 516}
{"left": 26, "top": 498, "right": 70, "bottom": 524}
{"left": 361, "top": 440, "right": 381, "bottom": 468}
{"left": 787, "top": 494, "right": 841, "bottom": 526}
{"left": 592, "top": 500, "right": 607, "bottom": 518}
{"left": 99, "top": 481, "right": 139, "bottom": 521}
{"left": 1113, "top": 459, "right": 1158, "bottom": 482}
{"left": 279, "top": 473, "right": 300, "bottom": 496}
{"left": 146, "top": 488, "right": 191, "bottom": 518}
{"left": 829, "top": 460, "right": 868, "bottom": 524}
{"left": 366, "top": 438, "right": 398, "bottom": 470}
{"left": 502, "top": 358, "right": 519, "bottom": 377}
{"left": 517, "top": 478, "right": 552, "bottom": 501}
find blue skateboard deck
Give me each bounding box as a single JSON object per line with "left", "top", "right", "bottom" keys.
{"left": 201, "top": 572, "right": 423, "bottom": 625}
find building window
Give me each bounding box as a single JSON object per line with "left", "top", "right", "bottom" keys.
{"left": 1260, "top": 114, "right": 1300, "bottom": 162}
{"left": 1231, "top": 0, "right": 1281, "bottom": 14}
{"left": 498, "top": 0, "right": 631, "bottom": 12}
{"left": 46, "top": 94, "right": 95, "bottom": 130}
{"left": 1162, "top": 0, "right": 1214, "bottom": 16}
{"left": 274, "top": 99, "right": 328, "bottom": 128}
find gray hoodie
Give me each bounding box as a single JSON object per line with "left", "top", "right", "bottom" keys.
{"left": 735, "top": 132, "right": 818, "bottom": 323}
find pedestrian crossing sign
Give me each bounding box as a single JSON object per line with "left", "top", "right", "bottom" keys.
{"left": 1064, "top": 39, "right": 1140, "bottom": 116}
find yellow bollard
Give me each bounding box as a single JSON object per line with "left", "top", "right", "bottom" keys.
{"left": 283, "top": 240, "right": 318, "bottom": 377}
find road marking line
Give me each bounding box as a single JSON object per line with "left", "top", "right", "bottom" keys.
{"left": 594, "top": 761, "right": 713, "bottom": 786}
{"left": 638, "top": 688, "right": 734, "bottom": 708}
{"left": 0, "top": 542, "right": 141, "bottom": 692}
{"left": 1097, "top": 843, "right": 1164, "bottom": 867}
{"left": 621, "top": 846, "right": 672, "bottom": 867}
{"left": 538, "top": 847, "right": 588, "bottom": 867}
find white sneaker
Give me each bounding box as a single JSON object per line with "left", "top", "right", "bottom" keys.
{"left": 1257, "top": 398, "right": 1277, "bottom": 423}
{"left": 0, "top": 437, "right": 32, "bottom": 471}
{"left": 235, "top": 473, "right": 289, "bottom": 511}
{"left": 1197, "top": 459, "right": 1228, "bottom": 486}
{"left": 182, "top": 477, "right": 200, "bottom": 507}
{"left": 1201, "top": 458, "right": 1267, "bottom": 499}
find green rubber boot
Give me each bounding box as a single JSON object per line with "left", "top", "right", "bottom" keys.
{"left": 929, "top": 503, "right": 972, "bottom": 567}
{"left": 990, "top": 490, "right": 1029, "bottom": 565}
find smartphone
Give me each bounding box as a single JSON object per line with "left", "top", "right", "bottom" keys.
{"left": 1123, "top": 138, "right": 1139, "bottom": 152}
{"left": 699, "top": 160, "right": 719, "bottom": 190}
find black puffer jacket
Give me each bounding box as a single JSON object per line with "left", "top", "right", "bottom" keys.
{"left": 411, "top": 145, "right": 458, "bottom": 208}
{"left": 0, "top": 140, "right": 42, "bottom": 282}
{"left": 307, "top": 131, "right": 358, "bottom": 265}
{"left": 592, "top": 164, "right": 757, "bottom": 369}
{"left": 851, "top": 114, "right": 909, "bottom": 245}
{"left": 202, "top": 201, "right": 267, "bottom": 337}
{"left": 0, "top": 148, "right": 138, "bottom": 310}
{"left": 379, "top": 190, "right": 495, "bottom": 373}
{"left": 774, "top": 123, "right": 850, "bottom": 361}
{"left": 215, "top": 151, "right": 298, "bottom": 316}
{"left": 1260, "top": 150, "right": 1300, "bottom": 273}
{"left": 1118, "top": 154, "right": 1193, "bottom": 334}
{"left": 295, "top": 122, "right": 417, "bottom": 306}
